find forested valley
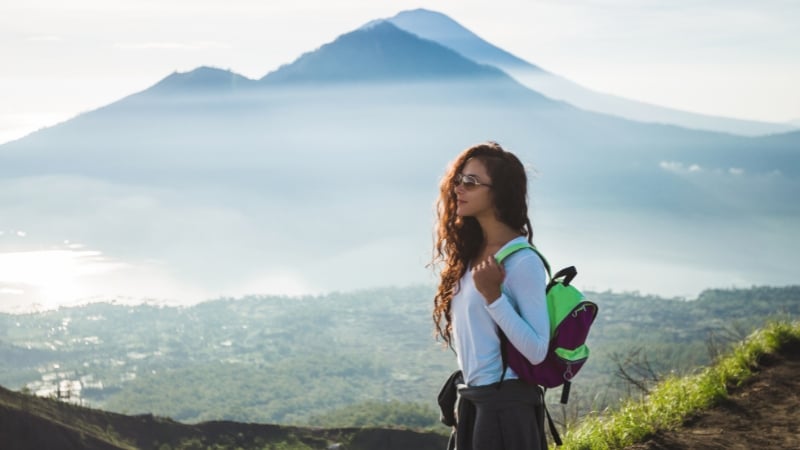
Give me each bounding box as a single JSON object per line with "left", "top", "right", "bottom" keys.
{"left": 1, "top": 285, "right": 797, "bottom": 432}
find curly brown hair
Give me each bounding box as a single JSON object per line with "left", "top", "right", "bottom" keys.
{"left": 432, "top": 142, "right": 533, "bottom": 345}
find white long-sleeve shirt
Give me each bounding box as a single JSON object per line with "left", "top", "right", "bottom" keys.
{"left": 451, "top": 236, "right": 550, "bottom": 387}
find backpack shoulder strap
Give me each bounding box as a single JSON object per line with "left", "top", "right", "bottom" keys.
{"left": 495, "top": 241, "right": 551, "bottom": 387}
{"left": 494, "top": 241, "right": 552, "bottom": 280}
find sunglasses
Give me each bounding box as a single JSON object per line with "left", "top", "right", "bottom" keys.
{"left": 454, "top": 173, "right": 493, "bottom": 190}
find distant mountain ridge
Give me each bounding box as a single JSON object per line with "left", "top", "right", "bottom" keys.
{"left": 149, "top": 20, "right": 516, "bottom": 91}
{"left": 386, "top": 9, "right": 796, "bottom": 136}
{"left": 137, "top": 21, "right": 526, "bottom": 96}
{"left": 262, "top": 21, "right": 507, "bottom": 83}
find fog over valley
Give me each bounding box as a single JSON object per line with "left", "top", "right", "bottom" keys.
{"left": 1, "top": 12, "right": 798, "bottom": 312}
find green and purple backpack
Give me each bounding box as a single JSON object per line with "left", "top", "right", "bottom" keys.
{"left": 495, "top": 242, "right": 598, "bottom": 445}
{"left": 495, "top": 242, "right": 598, "bottom": 403}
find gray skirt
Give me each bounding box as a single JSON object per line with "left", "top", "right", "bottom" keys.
{"left": 455, "top": 379, "right": 546, "bottom": 450}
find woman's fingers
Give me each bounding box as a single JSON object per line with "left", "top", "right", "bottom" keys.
{"left": 473, "top": 257, "right": 504, "bottom": 303}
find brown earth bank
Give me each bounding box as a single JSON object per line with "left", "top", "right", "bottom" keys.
{"left": 626, "top": 341, "right": 800, "bottom": 450}
{"left": 0, "top": 385, "right": 447, "bottom": 450}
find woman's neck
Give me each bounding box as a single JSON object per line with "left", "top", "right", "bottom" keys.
{"left": 477, "top": 216, "right": 522, "bottom": 250}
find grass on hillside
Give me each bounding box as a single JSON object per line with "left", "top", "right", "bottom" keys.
{"left": 558, "top": 319, "right": 800, "bottom": 450}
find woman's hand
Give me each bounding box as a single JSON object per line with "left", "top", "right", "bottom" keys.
{"left": 472, "top": 256, "right": 505, "bottom": 304}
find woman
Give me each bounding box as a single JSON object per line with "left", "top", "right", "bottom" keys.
{"left": 433, "top": 142, "right": 550, "bottom": 450}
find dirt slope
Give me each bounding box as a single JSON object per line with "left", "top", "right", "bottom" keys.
{"left": 627, "top": 342, "right": 800, "bottom": 450}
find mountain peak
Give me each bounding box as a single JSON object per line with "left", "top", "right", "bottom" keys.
{"left": 261, "top": 20, "right": 506, "bottom": 84}
{"left": 149, "top": 66, "right": 255, "bottom": 94}
{"left": 387, "top": 9, "right": 542, "bottom": 72}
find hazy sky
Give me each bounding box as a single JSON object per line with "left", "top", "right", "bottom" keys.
{"left": 1, "top": 0, "right": 799, "bottom": 145}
